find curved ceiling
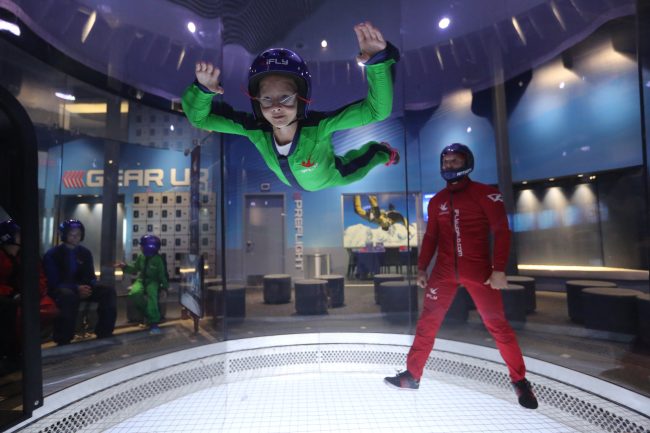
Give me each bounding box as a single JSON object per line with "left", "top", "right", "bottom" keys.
{"left": 0, "top": 0, "right": 637, "bottom": 111}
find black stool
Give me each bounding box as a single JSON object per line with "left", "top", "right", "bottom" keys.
{"left": 501, "top": 284, "right": 527, "bottom": 324}
{"left": 566, "top": 280, "right": 616, "bottom": 323}
{"left": 263, "top": 274, "right": 292, "bottom": 304}
{"left": 295, "top": 279, "right": 328, "bottom": 315}
{"left": 373, "top": 273, "right": 404, "bottom": 305}
{"left": 637, "top": 293, "right": 650, "bottom": 346}
{"left": 318, "top": 274, "right": 345, "bottom": 308}
{"left": 442, "top": 286, "right": 470, "bottom": 325}
{"left": 379, "top": 281, "right": 418, "bottom": 323}
{"left": 583, "top": 287, "right": 639, "bottom": 334}
{"left": 213, "top": 284, "right": 246, "bottom": 323}
{"left": 507, "top": 275, "right": 536, "bottom": 313}
{"left": 204, "top": 278, "right": 222, "bottom": 316}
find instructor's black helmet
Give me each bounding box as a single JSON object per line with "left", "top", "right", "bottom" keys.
{"left": 440, "top": 143, "right": 474, "bottom": 182}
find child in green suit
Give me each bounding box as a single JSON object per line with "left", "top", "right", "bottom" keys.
{"left": 118, "top": 235, "right": 168, "bottom": 334}
{"left": 182, "top": 21, "right": 400, "bottom": 192}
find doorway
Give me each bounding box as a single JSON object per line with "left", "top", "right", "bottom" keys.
{"left": 243, "top": 194, "right": 285, "bottom": 278}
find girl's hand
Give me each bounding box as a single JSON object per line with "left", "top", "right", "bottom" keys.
{"left": 195, "top": 61, "right": 225, "bottom": 94}
{"left": 354, "top": 21, "right": 387, "bottom": 64}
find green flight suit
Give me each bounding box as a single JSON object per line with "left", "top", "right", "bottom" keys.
{"left": 124, "top": 253, "right": 168, "bottom": 324}
{"left": 182, "top": 46, "right": 399, "bottom": 191}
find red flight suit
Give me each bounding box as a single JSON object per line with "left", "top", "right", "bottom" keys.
{"left": 407, "top": 177, "right": 526, "bottom": 382}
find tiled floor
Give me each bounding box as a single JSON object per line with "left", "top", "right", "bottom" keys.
{"left": 104, "top": 373, "right": 577, "bottom": 433}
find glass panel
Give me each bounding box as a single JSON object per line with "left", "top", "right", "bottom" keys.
{"left": 0, "top": 2, "right": 648, "bottom": 426}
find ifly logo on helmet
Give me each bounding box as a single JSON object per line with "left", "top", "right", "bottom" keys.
{"left": 267, "top": 59, "right": 289, "bottom": 65}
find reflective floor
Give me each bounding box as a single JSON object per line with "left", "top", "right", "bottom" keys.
{"left": 15, "top": 333, "right": 650, "bottom": 433}
{"left": 105, "top": 373, "right": 577, "bottom": 433}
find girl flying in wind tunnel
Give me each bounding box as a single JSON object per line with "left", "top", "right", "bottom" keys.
{"left": 182, "top": 21, "right": 400, "bottom": 192}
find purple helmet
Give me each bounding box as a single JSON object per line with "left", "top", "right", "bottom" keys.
{"left": 248, "top": 48, "right": 311, "bottom": 120}
{"left": 139, "top": 234, "right": 161, "bottom": 257}
{"left": 440, "top": 143, "right": 474, "bottom": 182}
{"left": 0, "top": 219, "right": 20, "bottom": 245}
{"left": 59, "top": 219, "right": 85, "bottom": 242}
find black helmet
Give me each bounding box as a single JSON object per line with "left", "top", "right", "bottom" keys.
{"left": 0, "top": 219, "right": 20, "bottom": 245}
{"left": 59, "top": 219, "right": 85, "bottom": 242}
{"left": 440, "top": 143, "right": 474, "bottom": 182}
{"left": 248, "top": 48, "right": 311, "bottom": 120}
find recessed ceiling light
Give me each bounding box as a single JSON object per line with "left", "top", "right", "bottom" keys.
{"left": 321, "top": 39, "right": 327, "bottom": 48}
{"left": 55, "top": 92, "right": 75, "bottom": 101}
{"left": 438, "top": 17, "right": 451, "bottom": 29}
{"left": 466, "top": 126, "right": 472, "bottom": 133}
{"left": 0, "top": 19, "right": 20, "bottom": 36}
{"left": 187, "top": 22, "right": 196, "bottom": 33}
{"left": 559, "top": 81, "right": 565, "bottom": 89}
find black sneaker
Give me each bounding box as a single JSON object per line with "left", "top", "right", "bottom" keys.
{"left": 512, "top": 378, "right": 538, "bottom": 409}
{"left": 384, "top": 370, "right": 419, "bottom": 390}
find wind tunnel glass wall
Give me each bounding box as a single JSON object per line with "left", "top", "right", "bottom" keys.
{"left": 0, "top": 0, "right": 648, "bottom": 409}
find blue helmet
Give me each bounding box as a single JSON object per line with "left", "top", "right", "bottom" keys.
{"left": 248, "top": 48, "right": 311, "bottom": 120}
{"left": 440, "top": 143, "right": 474, "bottom": 182}
{"left": 0, "top": 219, "right": 20, "bottom": 245}
{"left": 140, "top": 234, "right": 161, "bottom": 257}
{"left": 59, "top": 219, "right": 85, "bottom": 242}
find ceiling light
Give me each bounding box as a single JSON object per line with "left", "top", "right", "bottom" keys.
{"left": 438, "top": 17, "right": 450, "bottom": 29}
{"left": 466, "top": 126, "right": 472, "bottom": 133}
{"left": 559, "top": 81, "right": 565, "bottom": 89}
{"left": 170, "top": 125, "right": 175, "bottom": 131}
{"left": 187, "top": 22, "right": 196, "bottom": 33}
{"left": 321, "top": 39, "right": 327, "bottom": 48}
{"left": 81, "top": 11, "right": 96, "bottom": 43}
{"left": 0, "top": 19, "right": 20, "bottom": 36}
{"left": 55, "top": 92, "right": 76, "bottom": 101}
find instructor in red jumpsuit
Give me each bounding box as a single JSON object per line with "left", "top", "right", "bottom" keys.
{"left": 384, "top": 143, "right": 538, "bottom": 409}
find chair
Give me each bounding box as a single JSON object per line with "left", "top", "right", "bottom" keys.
{"left": 346, "top": 248, "right": 357, "bottom": 279}
{"left": 382, "top": 247, "right": 402, "bottom": 274}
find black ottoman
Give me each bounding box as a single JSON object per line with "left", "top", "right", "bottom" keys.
{"left": 379, "top": 281, "right": 418, "bottom": 323}
{"left": 507, "top": 275, "right": 536, "bottom": 313}
{"left": 501, "top": 284, "right": 527, "bottom": 324}
{"left": 637, "top": 293, "right": 650, "bottom": 346}
{"left": 204, "top": 278, "right": 222, "bottom": 316}
{"left": 318, "top": 274, "right": 345, "bottom": 308}
{"left": 213, "top": 284, "right": 246, "bottom": 323}
{"left": 566, "top": 280, "right": 616, "bottom": 323}
{"left": 373, "top": 273, "right": 404, "bottom": 305}
{"left": 263, "top": 274, "right": 292, "bottom": 304}
{"left": 442, "top": 286, "right": 470, "bottom": 325}
{"left": 295, "top": 279, "right": 328, "bottom": 315}
{"left": 583, "top": 287, "right": 639, "bottom": 334}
